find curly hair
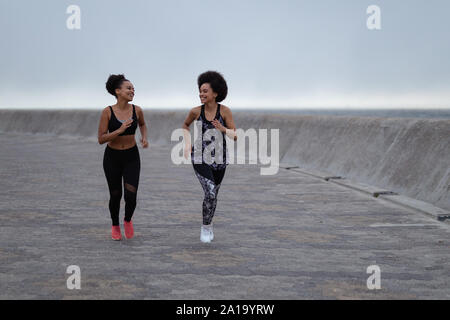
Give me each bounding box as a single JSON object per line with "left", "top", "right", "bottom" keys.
{"left": 105, "top": 74, "right": 129, "bottom": 97}
{"left": 197, "top": 71, "right": 228, "bottom": 102}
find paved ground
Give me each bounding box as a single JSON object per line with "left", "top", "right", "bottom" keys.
{"left": 0, "top": 132, "right": 449, "bottom": 299}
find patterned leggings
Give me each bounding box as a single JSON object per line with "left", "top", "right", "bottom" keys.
{"left": 193, "top": 163, "right": 226, "bottom": 225}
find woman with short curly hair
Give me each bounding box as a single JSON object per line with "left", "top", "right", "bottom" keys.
{"left": 182, "top": 71, "right": 237, "bottom": 243}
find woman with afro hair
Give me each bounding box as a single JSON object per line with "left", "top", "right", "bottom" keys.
{"left": 182, "top": 71, "right": 237, "bottom": 243}
{"left": 98, "top": 74, "right": 149, "bottom": 241}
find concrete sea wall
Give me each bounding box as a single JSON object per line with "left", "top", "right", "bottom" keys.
{"left": 0, "top": 109, "right": 448, "bottom": 211}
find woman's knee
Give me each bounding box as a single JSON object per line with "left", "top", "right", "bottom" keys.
{"left": 204, "top": 189, "right": 217, "bottom": 202}
{"left": 109, "top": 189, "right": 122, "bottom": 201}
{"left": 124, "top": 183, "right": 137, "bottom": 202}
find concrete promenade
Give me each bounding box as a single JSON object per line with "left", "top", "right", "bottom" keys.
{"left": 0, "top": 132, "right": 449, "bottom": 299}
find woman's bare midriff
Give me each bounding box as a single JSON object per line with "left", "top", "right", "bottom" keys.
{"left": 108, "top": 135, "right": 137, "bottom": 150}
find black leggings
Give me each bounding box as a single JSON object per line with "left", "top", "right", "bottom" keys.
{"left": 193, "top": 163, "right": 226, "bottom": 225}
{"left": 103, "top": 144, "right": 140, "bottom": 226}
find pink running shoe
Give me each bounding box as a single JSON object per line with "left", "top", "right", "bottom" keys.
{"left": 124, "top": 220, "right": 134, "bottom": 239}
{"left": 111, "top": 226, "right": 122, "bottom": 241}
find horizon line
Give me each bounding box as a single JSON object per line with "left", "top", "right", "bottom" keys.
{"left": 2, "top": 106, "right": 450, "bottom": 111}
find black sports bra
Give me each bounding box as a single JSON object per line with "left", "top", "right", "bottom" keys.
{"left": 108, "top": 104, "right": 138, "bottom": 136}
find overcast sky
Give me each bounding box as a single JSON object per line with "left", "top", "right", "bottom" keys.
{"left": 1, "top": 0, "right": 449, "bottom": 109}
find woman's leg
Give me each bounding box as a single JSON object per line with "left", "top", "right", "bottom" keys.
{"left": 210, "top": 168, "right": 226, "bottom": 219}
{"left": 103, "top": 147, "right": 123, "bottom": 226}
{"left": 122, "top": 146, "right": 140, "bottom": 222}
{"left": 193, "top": 163, "right": 224, "bottom": 225}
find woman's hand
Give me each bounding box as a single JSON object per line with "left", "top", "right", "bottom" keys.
{"left": 119, "top": 119, "right": 133, "bottom": 134}
{"left": 141, "top": 137, "right": 149, "bottom": 148}
{"left": 211, "top": 119, "right": 226, "bottom": 133}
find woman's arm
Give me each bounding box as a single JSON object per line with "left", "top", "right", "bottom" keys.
{"left": 212, "top": 105, "right": 237, "bottom": 141}
{"left": 97, "top": 107, "right": 131, "bottom": 145}
{"left": 136, "top": 106, "right": 149, "bottom": 148}
{"left": 182, "top": 107, "right": 200, "bottom": 158}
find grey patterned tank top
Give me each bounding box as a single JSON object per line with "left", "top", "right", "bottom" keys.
{"left": 191, "top": 104, "right": 228, "bottom": 170}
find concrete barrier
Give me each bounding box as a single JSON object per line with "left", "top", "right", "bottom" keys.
{"left": 1, "top": 109, "right": 449, "bottom": 211}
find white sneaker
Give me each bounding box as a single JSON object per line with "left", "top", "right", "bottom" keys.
{"left": 200, "top": 225, "right": 211, "bottom": 243}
